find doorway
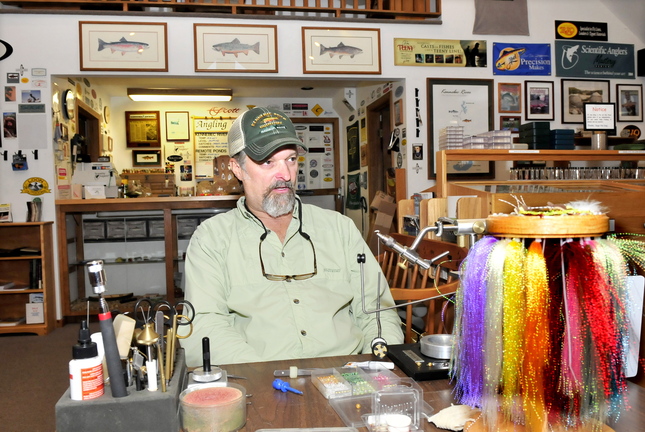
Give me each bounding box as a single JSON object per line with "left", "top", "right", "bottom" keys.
{"left": 75, "top": 99, "right": 101, "bottom": 162}
{"left": 366, "top": 92, "right": 393, "bottom": 222}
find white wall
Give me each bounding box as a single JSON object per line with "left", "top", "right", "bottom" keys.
{"left": 1, "top": 0, "right": 644, "bottom": 319}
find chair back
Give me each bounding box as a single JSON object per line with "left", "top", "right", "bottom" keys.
{"left": 376, "top": 233, "right": 466, "bottom": 343}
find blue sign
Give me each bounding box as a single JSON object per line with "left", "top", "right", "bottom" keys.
{"left": 493, "top": 43, "right": 551, "bottom": 75}
{"left": 555, "top": 40, "right": 635, "bottom": 78}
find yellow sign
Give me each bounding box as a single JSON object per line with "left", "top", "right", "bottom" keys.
{"left": 21, "top": 177, "right": 51, "bottom": 195}
{"left": 312, "top": 104, "right": 324, "bottom": 116}
{"left": 557, "top": 22, "right": 578, "bottom": 39}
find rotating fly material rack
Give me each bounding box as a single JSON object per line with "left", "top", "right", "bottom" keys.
{"left": 452, "top": 203, "right": 633, "bottom": 432}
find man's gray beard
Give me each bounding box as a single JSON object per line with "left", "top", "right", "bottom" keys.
{"left": 262, "top": 181, "right": 296, "bottom": 217}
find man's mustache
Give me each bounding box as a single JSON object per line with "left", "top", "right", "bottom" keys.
{"left": 269, "top": 180, "right": 295, "bottom": 191}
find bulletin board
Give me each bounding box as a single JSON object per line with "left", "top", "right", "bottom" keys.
{"left": 193, "top": 117, "right": 235, "bottom": 180}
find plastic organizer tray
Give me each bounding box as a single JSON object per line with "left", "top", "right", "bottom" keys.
{"left": 311, "top": 367, "right": 398, "bottom": 399}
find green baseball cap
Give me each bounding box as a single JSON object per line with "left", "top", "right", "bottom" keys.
{"left": 227, "top": 107, "right": 306, "bottom": 161}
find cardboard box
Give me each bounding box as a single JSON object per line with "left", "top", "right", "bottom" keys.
{"left": 370, "top": 191, "right": 394, "bottom": 211}
{"left": 25, "top": 302, "right": 44, "bottom": 324}
{"left": 368, "top": 200, "right": 397, "bottom": 254}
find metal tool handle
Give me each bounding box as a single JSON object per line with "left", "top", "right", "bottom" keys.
{"left": 202, "top": 337, "right": 211, "bottom": 373}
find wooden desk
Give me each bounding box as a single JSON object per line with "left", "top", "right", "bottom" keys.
{"left": 220, "top": 354, "right": 645, "bottom": 431}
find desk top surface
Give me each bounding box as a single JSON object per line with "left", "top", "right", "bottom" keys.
{"left": 219, "top": 354, "right": 644, "bottom": 432}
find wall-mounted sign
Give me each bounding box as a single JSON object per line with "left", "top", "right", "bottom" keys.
{"left": 555, "top": 21, "right": 608, "bottom": 41}
{"left": 555, "top": 41, "right": 635, "bottom": 78}
{"left": 21, "top": 177, "right": 51, "bottom": 195}
{"left": 493, "top": 43, "right": 551, "bottom": 75}
{"left": 193, "top": 117, "right": 235, "bottom": 180}
{"left": 394, "top": 39, "right": 487, "bottom": 68}
{"left": 583, "top": 102, "right": 616, "bottom": 131}
{"left": 125, "top": 111, "right": 161, "bottom": 148}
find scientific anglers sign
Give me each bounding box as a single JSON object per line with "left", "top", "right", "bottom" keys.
{"left": 555, "top": 41, "right": 635, "bottom": 78}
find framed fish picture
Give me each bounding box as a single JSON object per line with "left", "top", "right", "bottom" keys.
{"left": 194, "top": 24, "right": 278, "bottom": 73}
{"left": 302, "top": 27, "right": 381, "bottom": 74}
{"left": 132, "top": 150, "right": 161, "bottom": 167}
{"left": 79, "top": 22, "right": 168, "bottom": 72}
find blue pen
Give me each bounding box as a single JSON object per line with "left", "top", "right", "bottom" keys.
{"left": 272, "top": 378, "right": 303, "bottom": 395}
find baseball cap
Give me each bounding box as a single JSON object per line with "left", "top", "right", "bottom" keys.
{"left": 227, "top": 107, "right": 307, "bottom": 161}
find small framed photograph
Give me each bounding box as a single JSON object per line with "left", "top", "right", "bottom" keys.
{"left": 79, "top": 21, "right": 168, "bottom": 72}
{"left": 393, "top": 99, "right": 403, "bottom": 126}
{"left": 525, "top": 80, "right": 554, "bottom": 121}
{"left": 616, "top": 83, "right": 643, "bottom": 122}
{"left": 500, "top": 115, "right": 521, "bottom": 132}
{"left": 194, "top": 24, "right": 278, "bottom": 73}
{"left": 6, "top": 73, "right": 19, "bottom": 83}
{"left": 561, "top": 79, "right": 610, "bottom": 124}
{"left": 165, "top": 111, "right": 190, "bottom": 141}
{"left": 132, "top": 150, "right": 161, "bottom": 167}
{"left": 125, "top": 111, "right": 160, "bottom": 148}
{"left": 583, "top": 103, "right": 616, "bottom": 132}
{"left": 302, "top": 27, "right": 381, "bottom": 74}
{"left": 498, "top": 82, "right": 521, "bottom": 113}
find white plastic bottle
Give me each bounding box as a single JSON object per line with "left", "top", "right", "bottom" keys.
{"left": 69, "top": 320, "right": 104, "bottom": 401}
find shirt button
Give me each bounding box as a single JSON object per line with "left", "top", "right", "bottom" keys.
{"left": 301, "top": 330, "right": 307, "bottom": 336}
{"left": 293, "top": 299, "right": 300, "bottom": 304}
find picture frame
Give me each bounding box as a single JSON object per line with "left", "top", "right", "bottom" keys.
{"left": 302, "top": 27, "right": 381, "bottom": 74}
{"left": 427, "top": 78, "right": 495, "bottom": 179}
{"left": 500, "top": 115, "right": 521, "bottom": 132}
{"left": 125, "top": 111, "right": 161, "bottom": 148}
{"left": 583, "top": 103, "right": 616, "bottom": 132}
{"left": 561, "top": 79, "right": 610, "bottom": 124}
{"left": 132, "top": 150, "right": 161, "bottom": 167}
{"left": 616, "top": 83, "right": 643, "bottom": 122}
{"left": 79, "top": 21, "right": 168, "bottom": 72}
{"left": 524, "top": 80, "right": 554, "bottom": 121}
{"left": 165, "top": 111, "right": 190, "bottom": 141}
{"left": 393, "top": 99, "right": 403, "bottom": 126}
{"left": 193, "top": 24, "right": 278, "bottom": 73}
{"left": 498, "top": 82, "right": 521, "bottom": 113}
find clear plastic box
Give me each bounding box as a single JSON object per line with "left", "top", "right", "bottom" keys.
{"left": 329, "top": 378, "right": 432, "bottom": 432}
{"left": 311, "top": 368, "right": 352, "bottom": 399}
{"left": 371, "top": 379, "right": 423, "bottom": 430}
{"left": 336, "top": 367, "right": 376, "bottom": 396}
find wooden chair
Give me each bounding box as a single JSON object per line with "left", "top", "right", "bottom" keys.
{"left": 376, "top": 233, "right": 467, "bottom": 343}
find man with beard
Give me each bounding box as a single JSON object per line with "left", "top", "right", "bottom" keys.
{"left": 183, "top": 107, "right": 403, "bottom": 366}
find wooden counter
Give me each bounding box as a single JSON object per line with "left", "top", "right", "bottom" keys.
{"left": 56, "top": 196, "right": 238, "bottom": 317}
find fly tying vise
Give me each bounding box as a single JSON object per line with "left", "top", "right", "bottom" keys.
{"left": 359, "top": 218, "right": 486, "bottom": 358}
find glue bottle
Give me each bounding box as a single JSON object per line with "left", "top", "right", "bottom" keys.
{"left": 69, "top": 320, "right": 104, "bottom": 401}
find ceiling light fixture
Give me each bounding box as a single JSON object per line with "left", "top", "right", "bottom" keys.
{"left": 127, "top": 88, "right": 233, "bottom": 102}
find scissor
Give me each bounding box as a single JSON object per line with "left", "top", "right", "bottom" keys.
{"left": 133, "top": 297, "right": 195, "bottom": 330}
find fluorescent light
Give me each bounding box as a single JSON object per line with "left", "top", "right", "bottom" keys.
{"left": 127, "top": 88, "right": 233, "bottom": 102}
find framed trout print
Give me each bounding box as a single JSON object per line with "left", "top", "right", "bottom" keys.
{"left": 194, "top": 24, "right": 278, "bottom": 73}
{"left": 79, "top": 22, "right": 168, "bottom": 72}
{"left": 302, "top": 27, "right": 381, "bottom": 74}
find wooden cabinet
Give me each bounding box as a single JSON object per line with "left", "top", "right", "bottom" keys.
{"left": 0, "top": 222, "right": 55, "bottom": 335}
{"left": 434, "top": 149, "right": 645, "bottom": 234}
{"left": 56, "top": 197, "right": 237, "bottom": 318}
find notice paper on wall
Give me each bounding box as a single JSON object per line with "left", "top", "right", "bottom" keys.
{"left": 193, "top": 117, "right": 234, "bottom": 180}
{"left": 17, "top": 113, "right": 47, "bottom": 149}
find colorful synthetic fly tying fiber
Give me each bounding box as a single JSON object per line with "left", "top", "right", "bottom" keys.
{"left": 452, "top": 235, "right": 497, "bottom": 407}
{"left": 452, "top": 236, "right": 631, "bottom": 432}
